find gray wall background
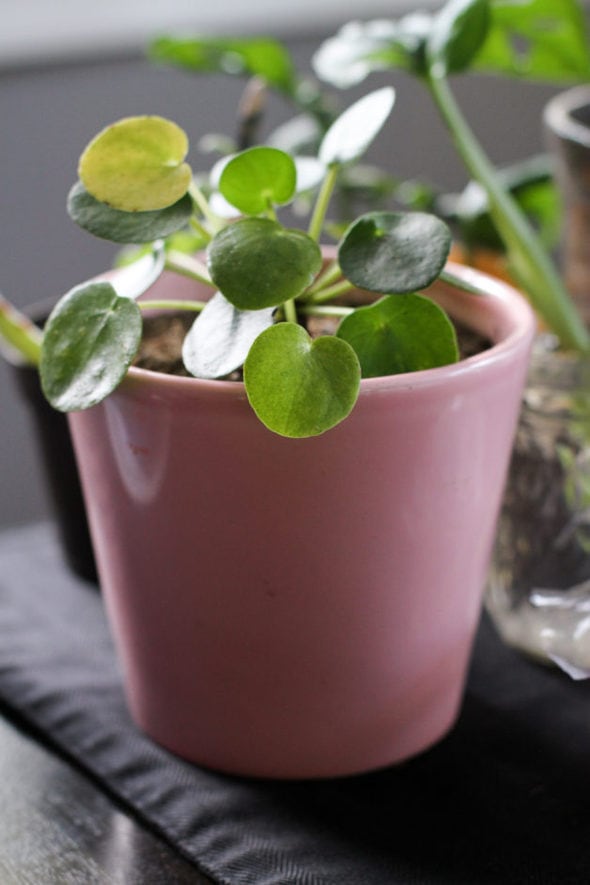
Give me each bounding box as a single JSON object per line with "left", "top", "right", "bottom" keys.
{"left": 0, "top": 24, "right": 566, "bottom": 528}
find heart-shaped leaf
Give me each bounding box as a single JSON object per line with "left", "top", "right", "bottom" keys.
{"left": 244, "top": 322, "right": 361, "bottom": 437}
{"left": 337, "top": 294, "right": 459, "bottom": 377}
{"left": 67, "top": 181, "right": 193, "bottom": 243}
{"left": 219, "top": 147, "right": 297, "bottom": 214}
{"left": 318, "top": 86, "right": 395, "bottom": 166}
{"left": 182, "top": 292, "right": 275, "bottom": 379}
{"left": 40, "top": 282, "right": 142, "bottom": 412}
{"left": 427, "top": 0, "right": 490, "bottom": 76}
{"left": 207, "top": 218, "right": 322, "bottom": 310}
{"left": 338, "top": 211, "right": 451, "bottom": 293}
{"left": 79, "top": 116, "right": 192, "bottom": 212}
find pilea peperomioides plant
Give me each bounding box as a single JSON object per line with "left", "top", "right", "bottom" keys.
{"left": 2, "top": 85, "right": 482, "bottom": 439}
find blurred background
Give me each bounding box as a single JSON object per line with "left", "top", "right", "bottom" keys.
{"left": 0, "top": 0, "right": 580, "bottom": 527}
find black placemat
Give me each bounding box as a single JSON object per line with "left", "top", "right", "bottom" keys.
{"left": 0, "top": 523, "right": 589, "bottom": 885}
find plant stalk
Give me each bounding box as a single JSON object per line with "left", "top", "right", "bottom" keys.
{"left": 137, "top": 299, "right": 207, "bottom": 312}
{"left": 308, "top": 164, "right": 340, "bottom": 242}
{"left": 300, "top": 304, "right": 353, "bottom": 318}
{"left": 425, "top": 69, "right": 590, "bottom": 353}
{"left": 188, "top": 181, "right": 225, "bottom": 233}
{"left": 305, "top": 258, "right": 342, "bottom": 296}
{"left": 0, "top": 297, "right": 43, "bottom": 366}
{"left": 305, "top": 278, "right": 355, "bottom": 305}
{"left": 165, "top": 252, "right": 215, "bottom": 287}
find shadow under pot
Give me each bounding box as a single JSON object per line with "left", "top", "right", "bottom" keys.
{"left": 9, "top": 300, "right": 97, "bottom": 584}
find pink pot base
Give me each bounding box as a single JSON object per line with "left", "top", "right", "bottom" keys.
{"left": 132, "top": 636, "right": 469, "bottom": 779}
{"left": 69, "top": 262, "right": 534, "bottom": 779}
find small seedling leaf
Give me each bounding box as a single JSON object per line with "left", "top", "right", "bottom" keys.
{"left": 319, "top": 87, "right": 395, "bottom": 166}
{"left": 337, "top": 294, "right": 459, "bottom": 377}
{"left": 244, "top": 322, "right": 361, "bottom": 437}
{"left": 207, "top": 218, "right": 322, "bottom": 310}
{"left": 79, "top": 116, "right": 192, "bottom": 212}
{"left": 67, "top": 181, "right": 193, "bottom": 243}
{"left": 339, "top": 211, "right": 451, "bottom": 293}
{"left": 219, "top": 147, "right": 297, "bottom": 214}
{"left": 40, "top": 282, "right": 142, "bottom": 412}
{"left": 182, "top": 292, "right": 275, "bottom": 378}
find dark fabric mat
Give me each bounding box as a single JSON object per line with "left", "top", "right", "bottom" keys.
{"left": 0, "top": 523, "right": 589, "bottom": 885}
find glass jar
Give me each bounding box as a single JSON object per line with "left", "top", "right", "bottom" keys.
{"left": 486, "top": 335, "right": 590, "bottom": 677}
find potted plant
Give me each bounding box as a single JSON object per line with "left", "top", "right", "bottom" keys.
{"left": 1, "top": 73, "right": 534, "bottom": 777}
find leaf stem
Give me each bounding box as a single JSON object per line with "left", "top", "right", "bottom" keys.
{"left": 300, "top": 304, "right": 354, "bottom": 318}
{"left": 425, "top": 68, "right": 590, "bottom": 353}
{"left": 308, "top": 164, "right": 340, "bottom": 242}
{"left": 190, "top": 216, "right": 212, "bottom": 242}
{"left": 283, "top": 299, "right": 298, "bottom": 323}
{"left": 305, "top": 258, "right": 343, "bottom": 295}
{"left": 137, "top": 299, "right": 207, "bottom": 312}
{"left": 0, "top": 296, "right": 43, "bottom": 366}
{"left": 188, "top": 181, "right": 225, "bottom": 232}
{"left": 305, "top": 278, "right": 355, "bottom": 305}
{"left": 165, "top": 251, "right": 215, "bottom": 287}
{"left": 439, "top": 268, "right": 487, "bottom": 296}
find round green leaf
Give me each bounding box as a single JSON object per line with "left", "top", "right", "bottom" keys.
{"left": 244, "top": 323, "right": 361, "bottom": 438}
{"left": 207, "top": 218, "right": 322, "bottom": 310}
{"left": 427, "top": 0, "right": 490, "bottom": 76}
{"left": 337, "top": 294, "right": 459, "bottom": 377}
{"left": 40, "top": 282, "right": 142, "bottom": 412}
{"left": 318, "top": 86, "right": 395, "bottom": 166}
{"left": 182, "top": 292, "right": 275, "bottom": 379}
{"left": 338, "top": 211, "right": 451, "bottom": 294}
{"left": 67, "top": 181, "right": 193, "bottom": 243}
{"left": 219, "top": 147, "right": 297, "bottom": 214}
{"left": 79, "top": 116, "right": 192, "bottom": 212}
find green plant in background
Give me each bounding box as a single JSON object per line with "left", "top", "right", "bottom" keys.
{"left": 0, "top": 83, "right": 487, "bottom": 439}
{"left": 437, "top": 153, "right": 561, "bottom": 256}
{"left": 313, "top": 0, "right": 590, "bottom": 353}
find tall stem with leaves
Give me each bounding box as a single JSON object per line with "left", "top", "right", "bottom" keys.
{"left": 425, "top": 69, "right": 590, "bottom": 352}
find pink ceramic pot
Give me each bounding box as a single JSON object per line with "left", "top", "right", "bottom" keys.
{"left": 68, "top": 263, "right": 534, "bottom": 779}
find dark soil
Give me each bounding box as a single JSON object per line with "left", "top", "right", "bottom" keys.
{"left": 133, "top": 312, "right": 491, "bottom": 379}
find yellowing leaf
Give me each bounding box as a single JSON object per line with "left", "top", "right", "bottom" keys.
{"left": 79, "top": 116, "right": 192, "bottom": 212}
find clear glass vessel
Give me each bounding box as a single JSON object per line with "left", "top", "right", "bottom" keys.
{"left": 486, "top": 336, "right": 590, "bottom": 677}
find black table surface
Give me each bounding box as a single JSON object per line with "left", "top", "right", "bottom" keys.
{"left": 0, "top": 705, "right": 212, "bottom": 884}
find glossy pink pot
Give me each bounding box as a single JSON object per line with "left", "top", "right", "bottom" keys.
{"left": 68, "top": 263, "right": 534, "bottom": 779}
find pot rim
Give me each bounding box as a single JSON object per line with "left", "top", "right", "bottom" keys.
{"left": 123, "top": 260, "right": 535, "bottom": 399}
{"left": 544, "top": 84, "right": 590, "bottom": 148}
